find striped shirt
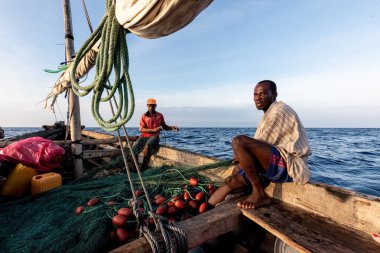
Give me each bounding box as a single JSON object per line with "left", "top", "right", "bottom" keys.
{"left": 254, "top": 101, "right": 311, "bottom": 185}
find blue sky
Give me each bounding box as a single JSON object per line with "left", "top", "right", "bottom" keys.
{"left": 0, "top": 0, "right": 379, "bottom": 128}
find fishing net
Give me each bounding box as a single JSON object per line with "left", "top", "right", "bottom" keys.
{"left": 0, "top": 158, "right": 231, "bottom": 253}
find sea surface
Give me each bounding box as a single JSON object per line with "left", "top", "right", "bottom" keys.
{"left": 2, "top": 127, "right": 380, "bottom": 197}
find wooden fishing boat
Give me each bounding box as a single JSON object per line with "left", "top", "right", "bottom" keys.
{"left": 108, "top": 131, "right": 380, "bottom": 253}
{"left": 1, "top": 127, "right": 379, "bottom": 253}
{"left": 62, "top": 128, "right": 380, "bottom": 253}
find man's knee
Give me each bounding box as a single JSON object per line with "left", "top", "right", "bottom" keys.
{"left": 232, "top": 135, "right": 267, "bottom": 151}
{"left": 232, "top": 135, "right": 250, "bottom": 150}
{"left": 147, "top": 136, "right": 159, "bottom": 144}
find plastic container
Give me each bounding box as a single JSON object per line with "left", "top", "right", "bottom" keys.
{"left": 1, "top": 163, "right": 37, "bottom": 197}
{"left": 31, "top": 172, "right": 62, "bottom": 195}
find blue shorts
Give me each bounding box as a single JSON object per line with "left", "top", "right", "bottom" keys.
{"left": 238, "top": 146, "right": 293, "bottom": 186}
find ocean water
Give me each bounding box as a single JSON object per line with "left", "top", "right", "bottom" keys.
{"left": 2, "top": 127, "right": 380, "bottom": 197}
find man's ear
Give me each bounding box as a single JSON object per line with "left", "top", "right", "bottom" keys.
{"left": 272, "top": 91, "right": 278, "bottom": 100}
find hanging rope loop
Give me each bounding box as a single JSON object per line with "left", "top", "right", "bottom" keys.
{"left": 70, "top": 0, "right": 134, "bottom": 132}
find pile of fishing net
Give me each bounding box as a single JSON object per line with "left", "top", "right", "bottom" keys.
{"left": 0, "top": 158, "right": 230, "bottom": 253}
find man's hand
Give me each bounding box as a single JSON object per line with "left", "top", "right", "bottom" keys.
{"left": 171, "top": 126, "right": 179, "bottom": 132}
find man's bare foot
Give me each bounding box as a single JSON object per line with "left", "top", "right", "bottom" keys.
{"left": 237, "top": 194, "right": 271, "bottom": 209}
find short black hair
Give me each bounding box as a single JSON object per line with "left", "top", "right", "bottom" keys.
{"left": 258, "top": 80, "right": 277, "bottom": 94}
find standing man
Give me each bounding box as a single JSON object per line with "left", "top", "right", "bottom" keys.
{"left": 208, "top": 80, "right": 311, "bottom": 209}
{"left": 132, "top": 98, "right": 179, "bottom": 169}
{"left": 0, "top": 127, "right": 4, "bottom": 139}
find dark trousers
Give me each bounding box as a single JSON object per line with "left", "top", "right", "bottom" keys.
{"left": 132, "top": 136, "right": 160, "bottom": 155}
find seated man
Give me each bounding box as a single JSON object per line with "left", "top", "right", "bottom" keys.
{"left": 132, "top": 98, "right": 179, "bottom": 169}
{"left": 208, "top": 80, "right": 311, "bottom": 209}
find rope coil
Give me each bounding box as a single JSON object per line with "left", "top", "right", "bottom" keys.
{"left": 71, "top": 0, "right": 134, "bottom": 132}
{"left": 139, "top": 212, "right": 189, "bottom": 253}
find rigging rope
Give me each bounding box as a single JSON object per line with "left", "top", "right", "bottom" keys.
{"left": 71, "top": 0, "right": 134, "bottom": 132}
{"left": 79, "top": 1, "right": 188, "bottom": 252}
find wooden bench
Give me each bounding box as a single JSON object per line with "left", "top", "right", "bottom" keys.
{"left": 242, "top": 199, "right": 378, "bottom": 252}
{"left": 241, "top": 182, "right": 380, "bottom": 253}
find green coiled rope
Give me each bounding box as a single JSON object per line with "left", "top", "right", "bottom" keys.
{"left": 70, "top": 0, "right": 134, "bottom": 132}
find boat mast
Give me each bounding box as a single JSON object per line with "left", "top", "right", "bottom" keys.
{"left": 62, "top": 0, "right": 84, "bottom": 178}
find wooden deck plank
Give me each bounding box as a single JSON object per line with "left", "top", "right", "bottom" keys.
{"left": 153, "top": 145, "right": 219, "bottom": 167}
{"left": 264, "top": 182, "right": 380, "bottom": 234}
{"left": 53, "top": 136, "right": 137, "bottom": 146}
{"left": 82, "top": 149, "right": 121, "bottom": 159}
{"left": 241, "top": 199, "right": 379, "bottom": 253}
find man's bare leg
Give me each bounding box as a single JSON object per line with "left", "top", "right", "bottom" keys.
{"left": 233, "top": 135, "right": 271, "bottom": 209}
{"left": 208, "top": 169, "right": 245, "bottom": 207}
{"left": 141, "top": 146, "right": 150, "bottom": 169}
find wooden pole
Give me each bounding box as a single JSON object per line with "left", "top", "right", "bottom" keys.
{"left": 53, "top": 135, "right": 138, "bottom": 146}
{"left": 62, "top": 0, "right": 84, "bottom": 178}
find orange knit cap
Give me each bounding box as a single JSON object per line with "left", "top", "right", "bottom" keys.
{"left": 147, "top": 98, "right": 157, "bottom": 105}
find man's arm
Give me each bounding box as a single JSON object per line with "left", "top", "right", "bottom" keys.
{"left": 160, "top": 114, "right": 179, "bottom": 131}
{"left": 162, "top": 125, "right": 179, "bottom": 131}
{"left": 140, "top": 126, "right": 161, "bottom": 133}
